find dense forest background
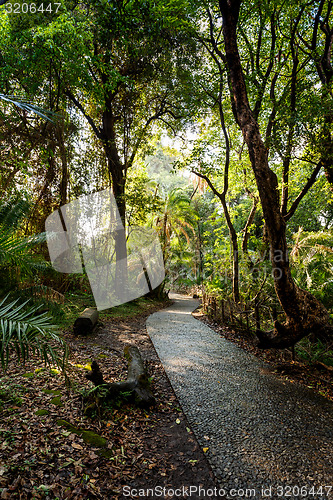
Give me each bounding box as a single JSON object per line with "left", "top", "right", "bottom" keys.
{"left": 1, "top": 0, "right": 333, "bottom": 368}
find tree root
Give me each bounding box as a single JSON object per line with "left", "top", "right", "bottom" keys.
{"left": 85, "top": 345, "right": 155, "bottom": 409}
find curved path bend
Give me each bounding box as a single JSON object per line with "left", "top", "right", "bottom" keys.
{"left": 146, "top": 294, "right": 333, "bottom": 500}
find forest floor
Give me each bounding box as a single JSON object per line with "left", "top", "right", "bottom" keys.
{"left": 1, "top": 296, "right": 332, "bottom": 499}
{"left": 0, "top": 298, "right": 219, "bottom": 500}
{"left": 193, "top": 308, "right": 333, "bottom": 403}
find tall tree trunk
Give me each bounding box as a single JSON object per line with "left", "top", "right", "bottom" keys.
{"left": 65, "top": 91, "right": 129, "bottom": 300}
{"left": 321, "top": 112, "right": 333, "bottom": 187}
{"left": 196, "top": 217, "right": 203, "bottom": 284}
{"left": 219, "top": 0, "right": 331, "bottom": 348}
{"left": 193, "top": 83, "right": 240, "bottom": 302}
{"left": 101, "top": 107, "right": 128, "bottom": 297}
{"left": 56, "top": 123, "right": 68, "bottom": 207}
{"left": 102, "top": 107, "right": 126, "bottom": 223}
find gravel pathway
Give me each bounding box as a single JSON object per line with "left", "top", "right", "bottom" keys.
{"left": 146, "top": 294, "right": 333, "bottom": 500}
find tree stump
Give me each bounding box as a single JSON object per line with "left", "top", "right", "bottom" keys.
{"left": 85, "top": 345, "right": 155, "bottom": 408}
{"left": 74, "top": 308, "right": 99, "bottom": 335}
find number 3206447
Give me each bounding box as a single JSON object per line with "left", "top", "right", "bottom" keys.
{"left": 5, "top": 3, "right": 61, "bottom": 13}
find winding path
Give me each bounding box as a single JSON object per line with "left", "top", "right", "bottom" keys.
{"left": 146, "top": 294, "right": 333, "bottom": 499}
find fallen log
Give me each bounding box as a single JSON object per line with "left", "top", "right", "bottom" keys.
{"left": 86, "top": 345, "right": 155, "bottom": 408}
{"left": 74, "top": 308, "right": 99, "bottom": 335}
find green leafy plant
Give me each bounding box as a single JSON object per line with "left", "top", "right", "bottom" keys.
{"left": 0, "top": 198, "right": 52, "bottom": 296}
{"left": 291, "top": 229, "right": 333, "bottom": 309}
{"left": 0, "top": 295, "right": 67, "bottom": 372}
{"left": 0, "top": 198, "right": 68, "bottom": 372}
{"left": 296, "top": 338, "right": 333, "bottom": 367}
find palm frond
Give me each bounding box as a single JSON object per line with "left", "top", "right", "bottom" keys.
{"left": 177, "top": 226, "right": 191, "bottom": 244}
{"left": 291, "top": 229, "right": 333, "bottom": 260}
{"left": 0, "top": 230, "right": 48, "bottom": 273}
{"left": 0, "top": 94, "right": 56, "bottom": 122}
{"left": 0, "top": 198, "right": 31, "bottom": 230}
{"left": 21, "top": 283, "right": 65, "bottom": 304}
{"left": 290, "top": 227, "right": 303, "bottom": 260}
{"left": 314, "top": 244, "right": 333, "bottom": 255}
{"left": 0, "top": 295, "right": 68, "bottom": 372}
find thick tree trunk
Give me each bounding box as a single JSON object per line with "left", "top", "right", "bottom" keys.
{"left": 56, "top": 124, "right": 68, "bottom": 207}
{"left": 64, "top": 92, "right": 129, "bottom": 299}
{"left": 86, "top": 345, "right": 155, "bottom": 407}
{"left": 102, "top": 107, "right": 128, "bottom": 296}
{"left": 219, "top": 0, "right": 332, "bottom": 348}
{"left": 320, "top": 111, "right": 333, "bottom": 189}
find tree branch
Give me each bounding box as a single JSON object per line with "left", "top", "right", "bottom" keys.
{"left": 281, "top": 37, "right": 299, "bottom": 216}
{"left": 284, "top": 163, "right": 322, "bottom": 221}
{"left": 65, "top": 89, "right": 102, "bottom": 140}
{"left": 242, "top": 195, "right": 258, "bottom": 257}
{"left": 253, "top": 11, "right": 276, "bottom": 119}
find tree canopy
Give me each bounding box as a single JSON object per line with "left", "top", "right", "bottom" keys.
{"left": 0, "top": 0, "right": 333, "bottom": 352}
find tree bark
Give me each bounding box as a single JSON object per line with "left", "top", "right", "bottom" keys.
{"left": 242, "top": 194, "right": 258, "bottom": 261}
{"left": 101, "top": 105, "right": 129, "bottom": 295}
{"left": 219, "top": 0, "right": 332, "bottom": 348}
{"left": 192, "top": 82, "right": 240, "bottom": 303}
{"left": 56, "top": 122, "right": 68, "bottom": 207}
{"left": 86, "top": 345, "right": 155, "bottom": 407}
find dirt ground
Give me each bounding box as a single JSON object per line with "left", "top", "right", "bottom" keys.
{"left": 0, "top": 301, "right": 220, "bottom": 499}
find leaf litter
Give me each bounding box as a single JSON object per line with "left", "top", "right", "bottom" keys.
{"left": 0, "top": 302, "right": 219, "bottom": 499}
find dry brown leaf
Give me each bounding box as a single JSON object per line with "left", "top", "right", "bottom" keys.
{"left": 72, "top": 443, "right": 83, "bottom": 450}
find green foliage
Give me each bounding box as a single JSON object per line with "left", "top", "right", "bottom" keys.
{"left": 296, "top": 338, "right": 333, "bottom": 367}
{"left": 0, "top": 198, "right": 51, "bottom": 292}
{"left": 291, "top": 229, "right": 333, "bottom": 309}
{"left": 146, "top": 145, "right": 188, "bottom": 194}
{"left": 0, "top": 198, "right": 68, "bottom": 371}
{"left": 0, "top": 226, "right": 48, "bottom": 286}
{"left": 1, "top": 0, "right": 333, "bottom": 356}
{"left": 0, "top": 295, "right": 67, "bottom": 372}
{"left": 126, "top": 165, "right": 162, "bottom": 226}
{"left": 153, "top": 188, "right": 198, "bottom": 282}
{"left": 0, "top": 378, "right": 28, "bottom": 411}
